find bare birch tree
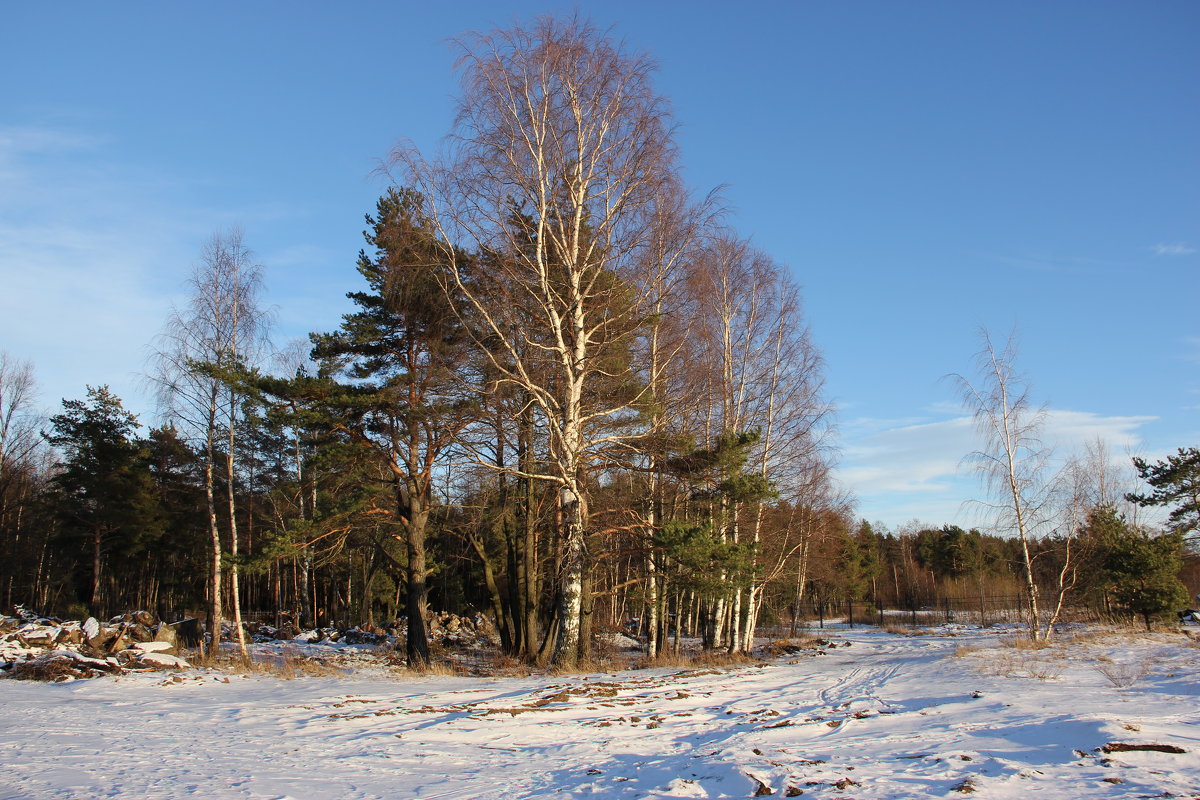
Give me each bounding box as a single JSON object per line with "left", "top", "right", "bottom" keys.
{"left": 955, "top": 330, "right": 1055, "bottom": 641}
{"left": 0, "top": 352, "right": 43, "bottom": 608}
{"left": 0, "top": 353, "right": 38, "bottom": 498}
{"left": 397, "top": 16, "right": 701, "bottom": 667}
{"left": 150, "top": 229, "right": 267, "bottom": 658}
{"left": 681, "top": 236, "right": 833, "bottom": 651}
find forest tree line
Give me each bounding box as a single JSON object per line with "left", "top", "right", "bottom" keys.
{"left": 1, "top": 17, "right": 1196, "bottom": 665}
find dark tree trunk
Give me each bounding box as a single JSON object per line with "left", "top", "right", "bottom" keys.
{"left": 403, "top": 495, "right": 431, "bottom": 667}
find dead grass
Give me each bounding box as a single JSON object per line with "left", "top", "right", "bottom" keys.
{"left": 407, "top": 658, "right": 467, "bottom": 677}
{"left": 1001, "top": 635, "right": 1054, "bottom": 651}
{"left": 956, "top": 623, "right": 1195, "bottom": 685}
{"left": 1095, "top": 659, "right": 1151, "bottom": 689}
{"left": 205, "top": 645, "right": 345, "bottom": 679}
{"left": 473, "top": 650, "right": 534, "bottom": 677}
{"left": 546, "top": 652, "right": 643, "bottom": 676}
{"left": 957, "top": 640, "right": 1065, "bottom": 680}
{"left": 1023, "top": 660, "right": 1064, "bottom": 680}
{"left": 8, "top": 654, "right": 93, "bottom": 682}
{"left": 636, "top": 648, "right": 759, "bottom": 671}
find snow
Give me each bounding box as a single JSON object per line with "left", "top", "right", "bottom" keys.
{"left": 1, "top": 624, "right": 1197, "bottom": 799}
{"left": 134, "top": 652, "right": 190, "bottom": 668}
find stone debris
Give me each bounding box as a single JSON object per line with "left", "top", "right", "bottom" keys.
{"left": 247, "top": 611, "right": 498, "bottom": 650}
{"left": 2, "top": 605, "right": 501, "bottom": 679}
{"left": 1, "top": 605, "right": 192, "bottom": 681}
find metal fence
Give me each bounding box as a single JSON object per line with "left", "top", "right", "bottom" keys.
{"left": 760, "top": 594, "right": 1102, "bottom": 633}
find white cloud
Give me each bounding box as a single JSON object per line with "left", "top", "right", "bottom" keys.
{"left": 1152, "top": 242, "right": 1196, "bottom": 256}
{"left": 1041, "top": 409, "right": 1154, "bottom": 451}
{"left": 837, "top": 408, "right": 1157, "bottom": 528}
{"left": 839, "top": 416, "right": 974, "bottom": 495}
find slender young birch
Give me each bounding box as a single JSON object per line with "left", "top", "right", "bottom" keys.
{"left": 0, "top": 353, "right": 41, "bottom": 608}
{"left": 682, "top": 236, "right": 833, "bottom": 651}
{"left": 955, "top": 330, "right": 1054, "bottom": 641}
{"left": 150, "top": 229, "right": 266, "bottom": 658}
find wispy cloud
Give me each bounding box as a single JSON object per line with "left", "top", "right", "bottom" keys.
{"left": 1183, "top": 338, "right": 1200, "bottom": 366}
{"left": 837, "top": 408, "right": 1157, "bottom": 529}
{"left": 0, "top": 123, "right": 354, "bottom": 420}
{"left": 985, "top": 252, "right": 1126, "bottom": 275}
{"left": 1152, "top": 242, "right": 1196, "bottom": 256}
{"left": 0, "top": 125, "right": 200, "bottom": 416}
{"left": 0, "top": 125, "right": 98, "bottom": 168}
{"left": 840, "top": 416, "right": 973, "bottom": 495}
{"left": 1042, "top": 409, "right": 1155, "bottom": 449}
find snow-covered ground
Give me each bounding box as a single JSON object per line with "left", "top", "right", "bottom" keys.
{"left": 2, "top": 624, "right": 1197, "bottom": 799}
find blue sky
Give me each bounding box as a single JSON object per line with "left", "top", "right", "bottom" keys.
{"left": 2, "top": 1, "right": 1196, "bottom": 530}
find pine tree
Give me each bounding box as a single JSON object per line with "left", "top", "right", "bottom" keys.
{"left": 1088, "top": 505, "right": 1189, "bottom": 630}
{"left": 311, "top": 187, "right": 475, "bottom": 667}
{"left": 45, "top": 386, "right": 164, "bottom": 615}
{"left": 1127, "top": 447, "right": 1200, "bottom": 544}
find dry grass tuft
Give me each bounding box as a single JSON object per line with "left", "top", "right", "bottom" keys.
{"left": 1002, "top": 636, "right": 1053, "bottom": 651}
{"left": 7, "top": 654, "right": 94, "bottom": 682}
{"left": 1023, "top": 660, "right": 1063, "bottom": 680}
{"left": 951, "top": 777, "right": 978, "bottom": 793}
{"left": 1095, "top": 660, "right": 1151, "bottom": 689}
{"left": 262, "top": 650, "right": 342, "bottom": 678}
{"left": 960, "top": 644, "right": 1063, "bottom": 680}
{"left": 546, "top": 658, "right": 601, "bottom": 677}
{"left": 638, "top": 648, "right": 758, "bottom": 671}
{"left": 761, "top": 636, "right": 821, "bottom": 657}
{"left": 212, "top": 646, "right": 345, "bottom": 679}
{"left": 407, "top": 658, "right": 468, "bottom": 677}
{"left": 476, "top": 651, "right": 533, "bottom": 677}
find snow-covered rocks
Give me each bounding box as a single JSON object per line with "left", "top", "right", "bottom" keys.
{"left": 1, "top": 608, "right": 193, "bottom": 680}
{"left": 6, "top": 649, "right": 121, "bottom": 682}
{"left": 135, "top": 652, "right": 190, "bottom": 669}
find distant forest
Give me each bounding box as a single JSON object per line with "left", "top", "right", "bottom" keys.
{"left": 2, "top": 17, "right": 1195, "bottom": 667}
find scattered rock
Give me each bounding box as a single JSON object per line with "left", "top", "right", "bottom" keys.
{"left": 1102, "top": 742, "right": 1186, "bottom": 754}
{"left": 951, "top": 777, "right": 977, "bottom": 793}
{"left": 138, "top": 652, "right": 191, "bottom": 669}
{"left": 747, "top": 773, "right": 774, "bottom": 796}
{"left": 152, "top": 623, "right": 179, "bottom": 654}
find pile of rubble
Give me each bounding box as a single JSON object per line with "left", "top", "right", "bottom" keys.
{"left": 247, "top": 611, "right": 498, "bottom": 650}
{"left": 1, "top": 607, "right": 194, "bottom": 682}
{"left": 427, "top": 611, "right": 497, "bottom": 648}
{"left": 2, "top": 606, "right": 501, "bottom": 679}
